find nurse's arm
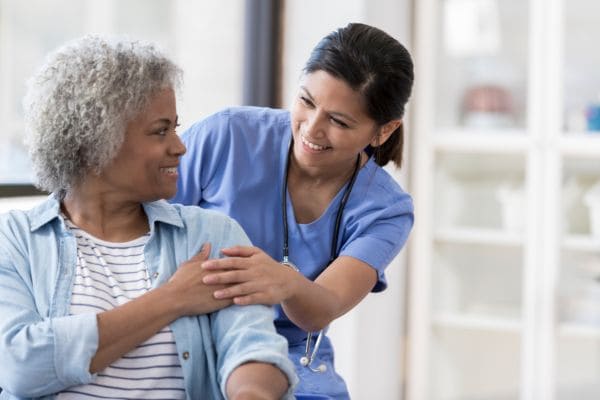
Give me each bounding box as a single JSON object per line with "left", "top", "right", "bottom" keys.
{"left": 281, "top": 255, "right": 377, "bottom": 332}
{"left": 202, "top": 247, "right": 376, "bottom": 332}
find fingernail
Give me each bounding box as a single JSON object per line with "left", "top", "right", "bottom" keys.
{"left": 214, "top": 290, "right": 223, "bottom": 299}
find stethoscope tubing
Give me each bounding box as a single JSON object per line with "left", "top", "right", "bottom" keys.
{"left": 281, "top": 140, "right": 361, "bottom": 373}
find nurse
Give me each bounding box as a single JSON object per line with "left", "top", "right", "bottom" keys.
{"left": 171, "top": 22, "right": 414, "bottom": 399}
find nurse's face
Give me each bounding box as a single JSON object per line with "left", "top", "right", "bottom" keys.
{"left": 98, "top": 87, "right": 186, "bottom": 202}
{"left": 290, "top": 70, "right": 381, "bottom": 173}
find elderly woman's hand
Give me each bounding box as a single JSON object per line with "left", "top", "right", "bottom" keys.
{"left": 167, "top": 243, "right": 233, "bottom": 315}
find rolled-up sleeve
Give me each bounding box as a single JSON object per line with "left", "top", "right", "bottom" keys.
{"left": 0, "top": 249, "right": 98, "bottom": 397}
{"left": 211, "top": 304, "right": 298, "bottom": 399}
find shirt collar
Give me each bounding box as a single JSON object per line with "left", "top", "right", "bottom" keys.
{"left": 28, "top": 194, "right": 184, "bottom": 232}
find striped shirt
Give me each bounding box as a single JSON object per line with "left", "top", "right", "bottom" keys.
{"left": 57, "top": 219, "right": 185, "bottom": 400}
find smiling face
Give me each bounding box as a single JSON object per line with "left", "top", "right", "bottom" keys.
{"left": 290, "top": 70, "right": 386, "bottom": 176}
{"left": 98, "top": 87, "right": 186, "bottom": 202}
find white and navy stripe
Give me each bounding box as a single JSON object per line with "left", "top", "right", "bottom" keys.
{"left": 57, "top": 219, "right": 185, "bottom": 399}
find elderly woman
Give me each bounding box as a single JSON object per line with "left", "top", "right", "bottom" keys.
{"left": 0, "top": 36, "right": 296, "bottom": 400}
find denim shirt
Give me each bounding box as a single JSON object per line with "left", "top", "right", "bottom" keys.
{"left": 0, "top": 195, "right": 297, "bottom": 400}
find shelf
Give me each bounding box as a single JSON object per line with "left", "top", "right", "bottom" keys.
{"left": 563, "top": 234, "right": 600, "bottom": 253}
{"left": 432, "top": 312, "right": 521, "bottom": 333}
{"left": 560, "top": 134, "right": 600, "bottom": 156}
{"left": 559, "top": 322, "right": 600, "bottom": 338}
{"left": 432, "top": 130, "right": 530, "bottom": 153}
{"left": 409, "top": 0, "right": 600, "bottom": 398}
{"left": 435, "top": 227, "right": 523, "bottom": 247}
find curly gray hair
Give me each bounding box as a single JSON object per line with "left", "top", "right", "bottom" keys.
{"left": 23, "top": 35, "right": 182, "bottom": 195}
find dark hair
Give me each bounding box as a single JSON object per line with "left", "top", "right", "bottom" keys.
{"left": 304, "top": 23, "right": 414, "bottom": 167}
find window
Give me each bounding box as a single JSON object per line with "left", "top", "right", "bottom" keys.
{"left": 0, "top": 0, "right": 243, "bottom": 192}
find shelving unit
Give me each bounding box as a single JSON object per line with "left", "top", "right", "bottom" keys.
{"left": 407, "top": 0, "right": 600, "bottom": 399}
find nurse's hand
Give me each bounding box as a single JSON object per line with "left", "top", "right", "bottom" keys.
{"left": 200, "top": 246, "right": 300, "bottom": 306}
{"left": 167, "top": 243, "right": 233, "bottom": 314}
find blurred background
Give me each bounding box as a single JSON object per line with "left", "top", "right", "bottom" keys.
{"left": 1, "top": 0, "right": 600, "bottom": 399}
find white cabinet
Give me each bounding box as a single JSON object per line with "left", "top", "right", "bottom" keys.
{"left": 407, "top": 0, "right": 600, "bottom": 399}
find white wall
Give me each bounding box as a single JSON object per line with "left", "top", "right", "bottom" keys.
{"left": 281, "top": 1, "right": 413, "bottom": 398}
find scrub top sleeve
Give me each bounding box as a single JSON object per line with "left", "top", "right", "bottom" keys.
{"left": 0, "top": 249, "right": 97, "bottom": 396}
{"left": 172, "top": 110, "right": 232, "bottom": 206}
{"left": 340, "top": 198, "right": 414, "bottom": 292}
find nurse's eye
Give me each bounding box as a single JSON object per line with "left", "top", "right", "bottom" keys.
{"left": 330, "top": 117, "right": 349, "bottom": 129}
{"left": 299, "top": 95, "right": 314, "bottom": 108}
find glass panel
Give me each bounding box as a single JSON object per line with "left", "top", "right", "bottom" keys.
{"left": 430, "top": 151, "right": 525, "bottom": 399}
{"left": 430, "top": 328, "right": 521, "bottom": 400}
{"left": 563, "top": 0, "right": 600, "bottom": 133}
{"left": 434, "top": 152, "right": 526, "bottom": 231}
{"left": 433, "top": 243, "right": 522, "bottom": 319}
{"left": 436, "top": 0, "right": 529, "bottom": 131}
{"left": 558, "top": 156, "right": 600, "bottom": 399}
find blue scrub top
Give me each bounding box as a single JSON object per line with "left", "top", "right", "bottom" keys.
{"left": 171, "top": 106, "right": 414, "bottom": 399}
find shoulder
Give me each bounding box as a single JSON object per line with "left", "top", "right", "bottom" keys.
{"left": 181, "top": 107, "right": 291, "bottom": 161}
{"left": 0, "top": 196, "right": 61, "bottom": 262}
{"left": 0, "top": 195, "right": 59, "bottom": 236}
{"left": 165, "top": 202, "right": 251, "bottom": 246}
{"left": 183, "top": 106, "right": 289, "bottom": 139}
{"left": 172, "top": 202, "right": 235, "bottom": 226}
{"left": 147, "top": 200, "right": 236, "bottom": 229}
{"left": 358, "top": 160, "right": 413, "bottom": 215}
{"left": 0, "top": 210, "right": 28, "bottom": 251}
{"left": 219, "top": 106, "right": 290, "bottom": 126}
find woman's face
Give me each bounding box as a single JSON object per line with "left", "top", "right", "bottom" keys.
{"left": 99, "top": 87, "right": 185, "bottom": 202}
{"left": 290, "top": 70, "right": 380, "bottom": 173}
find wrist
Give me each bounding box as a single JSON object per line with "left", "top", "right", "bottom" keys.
{"left": 154, "top": 282, "right": 186, "bottom": 317}
{"left": 280, "top": 260, "right": 299, "bottom": 272}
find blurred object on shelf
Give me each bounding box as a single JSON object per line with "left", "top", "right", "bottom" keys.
{"left": 496, "top": 183, "right": 525, "bottom": 232}
{"left": 585, "top": 100, "right": 600, "bottom": 132}
{"left": 584, "top": 180, "right": 600, "bottom": 238}
{"left": 565, "top": 106, "right": 588, "bottom": 132}
{"left": 559, "top": 257, "right": 600, "bottom": 326}
{"left": 563, "top": 177, "right": 585, "bottom": 235}
{"left": 462, "top": 84, "right": 515, "bottom": 129}
{"left": 443, "top": 0, "right": 500, "bottom": 57}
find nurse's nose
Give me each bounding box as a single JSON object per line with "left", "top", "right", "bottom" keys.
{"left": 304, "top": 110, "right": 327, "bottom": 139}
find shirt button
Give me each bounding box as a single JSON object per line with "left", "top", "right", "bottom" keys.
{"left": 182, "top": 351, "right": 190, "bottom": 360}
{"left": 153, "top": 272, "right": 159, "bottom": 279}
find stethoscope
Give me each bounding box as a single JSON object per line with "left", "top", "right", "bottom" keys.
{"left": 281, "top": 140, "right": 361, "bottom": 373}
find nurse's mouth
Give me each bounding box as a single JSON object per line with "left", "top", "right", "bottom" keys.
{"left": 301, "top": 135, "right": 331, "bottom": 151}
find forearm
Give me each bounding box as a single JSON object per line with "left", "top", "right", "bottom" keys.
{"left": 281, "top": 274, "right": 342, "bottom": 332}
{"left": 90, "top": 283, "right": 181, "bottom": 372}
{"left": 226, "top": 362, "right": 289, "bottom": 400}
{"left": 282, "top": 256, "right": 378, "bottom": 332}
